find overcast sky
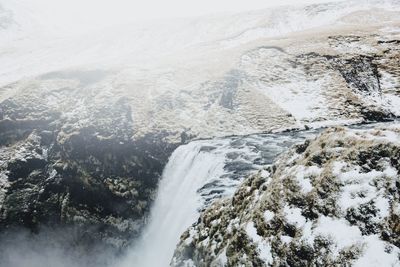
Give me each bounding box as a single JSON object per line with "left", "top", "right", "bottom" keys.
{"left": 50, "top": 0, "right": 340, "bottom": 19}
{"left": 2, "top": 0, "right": 344, "bottom": 32}
{"left": 4, "top": 0, "right": 342, "bottom": 20}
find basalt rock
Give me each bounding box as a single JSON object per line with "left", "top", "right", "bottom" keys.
{"left": 0, "top": 78, "right": 177, "bottom": 252}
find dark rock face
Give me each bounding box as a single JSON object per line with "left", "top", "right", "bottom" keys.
{"left": 238, "top": 34, "right": 400, "bottom": 128}
{"left": 0, "top": 75, "right": 177, "bottom": 252}
{"left": 324, "top": 51, "right": 397, "bottom": 122}
{"left": 327, "top": 55, "right": 381, "bottom": 94}
{"left": 218, "top": 69, "right": 244, "bottom": 110}
{"left": 302, "top": 36, "right": 400, "bottom": 122}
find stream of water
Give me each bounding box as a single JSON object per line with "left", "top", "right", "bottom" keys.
{"left": 120, "top": 121, "right": 397, "bottom": 267}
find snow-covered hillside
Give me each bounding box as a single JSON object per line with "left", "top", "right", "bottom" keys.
{"left": 1, "top": 1, "right": 400, "bottom": 142}
{"left": 173, "top": 124, "right": 400, "bottom": 266}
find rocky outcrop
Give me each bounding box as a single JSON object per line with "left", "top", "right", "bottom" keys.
{"left": 239, "top": 33, "right": 400, "bottom": 127}
{"left": 0, "top": 75, "right": 177, "bottom": 251}
{"left": 172, "top": 125, "right": 400, "bottom": 266}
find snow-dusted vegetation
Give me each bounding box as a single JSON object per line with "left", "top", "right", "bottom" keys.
{"left": 173, "top": 125, "right": 400, "bottom": 266}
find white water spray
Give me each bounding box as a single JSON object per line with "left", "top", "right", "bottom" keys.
{"left": 119, "top": 141, "right": 227, "bottom": 267}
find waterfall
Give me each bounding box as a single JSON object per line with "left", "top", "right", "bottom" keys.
{"left": 119, "top": 141, "right": 227, "bottom": 267}
{"left": 117, "top": 129, "right": 322, "bottom": 267}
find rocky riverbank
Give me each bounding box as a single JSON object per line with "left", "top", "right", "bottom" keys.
{"left": 172, "top": 124, "right": 400, "bottom": 266}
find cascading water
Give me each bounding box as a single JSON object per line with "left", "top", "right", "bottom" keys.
{"left": 116, "top": 129, "right": 322, "bottom": 267}
{"left": 116, "top": 122, "right": 396, "bottom": 267}
{"left": 119, "top": 141, "right": 227, "bottom": 267}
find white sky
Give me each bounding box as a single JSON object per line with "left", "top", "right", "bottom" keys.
{"left": 0, "top": 0, "right": 350, "bottom": 37}
{"left": 0, "top": 0, "right": 340, "bottom": 24}
{"left": 48, "top": 0, "right": 339, "bottom": 19}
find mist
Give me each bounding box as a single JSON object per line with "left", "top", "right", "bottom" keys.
{"left": 0, "top": 227, "right": 118, "bottom": 267}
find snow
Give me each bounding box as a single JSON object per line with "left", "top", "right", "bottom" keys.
{"left": 294, "top": 165, "right": 320, "bottom": 193}
{"left": 280, "top": 235, "right": 293, "bottom": 244}
{"left": 353, "top": 235, "right": 400, "bottom": 267}
{"left": 1, "top": 0, "right": 399, "bottom": 140}
{"left": 301, "top": 221, "right": 314, "bottom": 245}
{"left": 215, "top": 248, "right": 228, "bottom": 265}
{"left": 332, "top": 41, "right": 378, "bottom": 54}
{"left": 241, "top": 45, "right": 334, "bottom": 124}
{"left": 0, "top": 172, "right": 10, "bottom": 211}
{"left": 373, "top": 196, "right": 390, "bottom": 219}
{"left": 245, "top": 222, "right": 273, "bottom": 264}
{"left": 174, "top": 123, "right": 400, "bottom": 266}
{"left": 332, "top": 161, "right": 348, "bottom": 176}
{"left": 219, "top": 1, "right": 363, "bottom": 49}
{"left": 180, "top": 259, "right": 197, "bottom": 267}
{"left": 260, "top": 169, "right": 270, "bottom": 178}
{"left": 380, "top": 71, "right": 400, "bottom": 116}
{"left": 311, "top": 216, "right": 400, "bottom": 265}
{"left": 343, "top": 127, "right": 400, "bottom": 145}
{"left": 315, "top": 216, "right": 363, "bottom": 256}
{"left": 263, "top": 80, "right": 328, "bottom": 122}
{"left": 334, "top": 159, "right": 397, "bottom": 220}
{"left": 284, "top": 205, "right": 307, "bottom": 227}
{"left": 263, "top": 210, "right": 275, "bottom": 222}
{"left": 306, "top": 118, "right": 364, "bottom": 129}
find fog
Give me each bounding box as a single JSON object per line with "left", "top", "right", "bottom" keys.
{"left": 1, "top": 0, "right": 344, "bottom": 33}
{"left": 0, "top": 227, "right": 118, "bottom": 267}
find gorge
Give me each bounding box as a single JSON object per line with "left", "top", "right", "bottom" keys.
{"left": 1, "top": 0, "right": 400, "bottom": 266}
